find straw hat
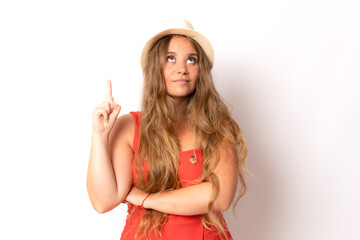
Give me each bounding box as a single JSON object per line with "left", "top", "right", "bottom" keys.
{"left": 140, "top": 18, "right": 214, "bottom": 70}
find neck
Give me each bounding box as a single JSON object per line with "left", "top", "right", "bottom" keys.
{"left": 173, "top": 97, "right": 188, "bottom": 120}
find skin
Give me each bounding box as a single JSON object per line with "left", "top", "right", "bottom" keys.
{"left": 87, "top": 80, "right": 134, "bottom": 213}
{"left": 163, "top": 35, "right": 199, "bottom": 106}
{"left": 87, "top": 36, "right": 239, "bottom": 215}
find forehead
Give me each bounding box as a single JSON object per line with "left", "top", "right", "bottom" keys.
{"left": 167, "top": 35, "right": 197, "bottom": 53}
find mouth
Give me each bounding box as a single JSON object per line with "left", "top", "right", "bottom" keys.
{"left": 173, "top": 79, "right": 190, "bottom": 84}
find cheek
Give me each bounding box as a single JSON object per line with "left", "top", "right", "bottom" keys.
{"left": 192, "top": 67, "right": 200, "bottom": 80}
{"left": 163, "top": 66, "right": 173, "bottom": 81}
{"left": 163, "top": 69, "right": 170, "bottom": 83}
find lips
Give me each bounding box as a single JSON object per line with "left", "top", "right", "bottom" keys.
{"left": 173, "top": 79, "right": 190, "bottom": 83}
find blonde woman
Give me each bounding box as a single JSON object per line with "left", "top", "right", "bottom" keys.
{"left": 87, "top": 18, "right": 248, "bottom": 240}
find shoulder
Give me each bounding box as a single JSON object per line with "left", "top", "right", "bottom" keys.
{"left": 115, "top": 113, "right": 135, "bottom": 128}
{"left": 108, "top": 113, "right": 136, "bottom": 149}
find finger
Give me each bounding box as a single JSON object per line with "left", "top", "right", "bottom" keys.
{"left": 95, "top": 108, "right": 109, "bottom": 123}
{"left": 105, "top": 102, "right": 111, "bottom": 113}
{"left": 98, "top": 101, "right": 113, "bottom": 114}
{"left": 106, "top": 79, "right": 113, "bottom": 100}
{"left": 109, "top": 104, "right": 121, "bottom": 123}
{"left": 108, "top": 99, "right": 115, "bottom": 111}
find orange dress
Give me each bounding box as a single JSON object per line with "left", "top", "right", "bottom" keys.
{"left": 120, "top": 112, "right": 232, "bottom": 240}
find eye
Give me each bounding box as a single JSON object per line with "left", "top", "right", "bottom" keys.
{"left": 187, "top": 57, "right": 197, "bottom": 64}
{"left": 167, "top": 56, "right": 176, "bottom": 63}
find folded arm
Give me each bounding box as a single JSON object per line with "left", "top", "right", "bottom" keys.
{"left": 126, "top": 140, "right": 239, "bottom": 215}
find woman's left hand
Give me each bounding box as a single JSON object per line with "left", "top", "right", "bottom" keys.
{"left": 125, "top": 186, "right": 149, "bottom": 207}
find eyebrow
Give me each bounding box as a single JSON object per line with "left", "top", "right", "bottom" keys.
{"left": 166, "top": 51, "right": 198, "bottom": 57}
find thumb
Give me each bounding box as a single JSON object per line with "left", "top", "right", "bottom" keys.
{"left": 109, "top": 104, "right": 121, "bottom": 122}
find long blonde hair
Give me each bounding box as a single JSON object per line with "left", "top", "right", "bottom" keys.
{"left": 133, "top": 34, "right": 248, "bottom": 240}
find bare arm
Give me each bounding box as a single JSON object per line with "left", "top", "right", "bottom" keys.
{"left": 126, "top": 140, "right": 239, "bottom": 215}
{"left": 86, "top": 80, "right": 134, "bottom": 213}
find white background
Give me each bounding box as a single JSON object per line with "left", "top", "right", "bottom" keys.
{"left": 0, "top": 0, "right": 359, "bottom": 239}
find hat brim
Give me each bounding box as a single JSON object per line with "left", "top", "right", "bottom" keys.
{"left": 140, "top": 28, "right": 214, "bottom": 71}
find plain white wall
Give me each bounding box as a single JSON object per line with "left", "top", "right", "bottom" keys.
{"left": 1, "top": 0, "right": 359, "bottom": 239}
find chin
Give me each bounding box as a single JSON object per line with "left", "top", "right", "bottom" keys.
{"left": 168, "top": 88, "right": 196, "bottom": 97}
{"left": 168, "top": 91, "right": 194, "bottom": 99}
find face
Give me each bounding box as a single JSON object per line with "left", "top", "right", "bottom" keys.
{"left": 163, "top": 35, "right": 199, "bottom": 102}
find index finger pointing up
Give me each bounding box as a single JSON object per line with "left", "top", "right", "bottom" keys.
{"left": 106, "top": 79, "right": 113, "bottom": 99}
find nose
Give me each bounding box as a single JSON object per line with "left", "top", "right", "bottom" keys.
{"left": 176, "top": 60, "right": 188, "bottom": 75}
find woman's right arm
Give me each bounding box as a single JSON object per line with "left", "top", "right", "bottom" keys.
{"left": 86, "top": 80, "right": 134, "bottom": 213}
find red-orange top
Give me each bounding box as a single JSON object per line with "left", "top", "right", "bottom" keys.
{"left": 120, "top": 111, "right": 232, "bottom": 240}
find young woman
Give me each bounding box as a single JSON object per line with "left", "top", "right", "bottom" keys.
{"left": 87, "top": 18, "right": 248, "bottom": 240}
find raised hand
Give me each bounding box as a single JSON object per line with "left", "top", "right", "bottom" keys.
{"left": 92, "top": 80, "right": 121, "bottom": 135}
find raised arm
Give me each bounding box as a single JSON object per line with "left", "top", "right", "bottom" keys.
{"left": 126, "top": 140, "right": 239, "bottom": 215}
{"left": 87, "top": 80, "right": 134, "bottom": 213}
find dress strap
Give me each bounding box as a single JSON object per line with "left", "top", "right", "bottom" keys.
{"left": 130, "top": 111, "right": 141, "bottom": 153}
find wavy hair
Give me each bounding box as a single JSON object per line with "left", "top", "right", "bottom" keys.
{"left": 133, "top": 34, "right": 248, "bottom": 240}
